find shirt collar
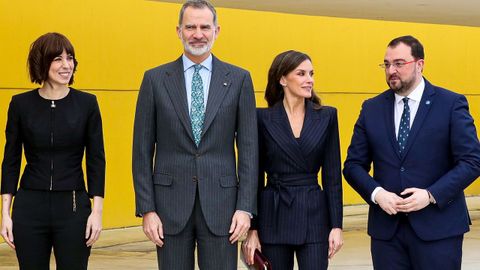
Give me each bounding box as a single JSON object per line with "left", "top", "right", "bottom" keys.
{"left": 182, "top": 54, "right": 213, "bottom": 72}
{"left": 394, "top": 78, "right": 425, "bottom": 104}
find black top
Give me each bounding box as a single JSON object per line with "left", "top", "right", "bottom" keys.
{"left": 1, "top": 88, "right": 105, "bottom": 197}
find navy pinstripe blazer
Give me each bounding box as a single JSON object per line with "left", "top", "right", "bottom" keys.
{"left": 254, "top": 101, "right": 343, "bottom": 245}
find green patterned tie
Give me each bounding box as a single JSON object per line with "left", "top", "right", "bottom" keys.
{"left": 190, "top": 64, "right": 205, "bottom": 146}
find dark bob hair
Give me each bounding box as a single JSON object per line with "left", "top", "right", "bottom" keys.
{"left": 27, "top": 32, "right": 78, "bottom": 85}
{"left": 264, "top": 50, "right": 321, "bottom": 108}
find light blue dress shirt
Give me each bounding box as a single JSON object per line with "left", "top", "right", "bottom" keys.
{"left": 182, "top": 54, "right": 213, "bottom": 113}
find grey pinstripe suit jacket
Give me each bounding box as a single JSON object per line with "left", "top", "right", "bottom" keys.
{"left": 132, "top": 55, "right": 258, "bottom": 236}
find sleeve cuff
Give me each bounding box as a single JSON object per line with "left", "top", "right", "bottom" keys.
{"left": 371, "top": 187, "right": 384, "bottom": 204}
{"left": 237, "top": 210, "right": 253, "bottom": 219}
{"left": 426, "top": 189, "right": 437, "bottom": 204}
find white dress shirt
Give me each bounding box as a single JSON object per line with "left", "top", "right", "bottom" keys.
{"left": 394, "top": 79, "right": 425, "bottom": 137}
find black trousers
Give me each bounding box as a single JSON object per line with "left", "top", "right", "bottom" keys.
{"left": 12, "top": 189, "right": 92, "bottom": 270}
{"left": 156, "top": 189, "right": 237, "bottom": 270}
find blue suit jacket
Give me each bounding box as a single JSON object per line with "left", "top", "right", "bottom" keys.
{"left": 343, "top": 79, "right": 480, "bottom": 241}
{"left": 254, "top": 101, "right": 343, "bottom": 245}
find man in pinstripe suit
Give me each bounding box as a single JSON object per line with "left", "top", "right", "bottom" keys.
{"left": 132, "top": 1, "right": 258, "bottom": 269}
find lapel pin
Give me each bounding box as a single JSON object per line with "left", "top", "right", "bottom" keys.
{"left": 426, "top": 100, "right": 431, "bottom": 105}
{"left": 223, "top": 82, "right": 228, "bottom": 87}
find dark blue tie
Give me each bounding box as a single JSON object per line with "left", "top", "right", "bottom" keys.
{"left": 398, "top": 97, "right": 410, "bottom": 153}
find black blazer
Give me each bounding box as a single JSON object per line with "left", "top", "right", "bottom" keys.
{"left": 254, "top": 101, "right": 342, "bottom": 245}
{"left": 1, "top": 88, "right": 105, "bottom": 197}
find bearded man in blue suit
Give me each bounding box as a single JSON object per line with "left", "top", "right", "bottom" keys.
{"left": 343, "top": 35, "right": 480, "bottom": 269}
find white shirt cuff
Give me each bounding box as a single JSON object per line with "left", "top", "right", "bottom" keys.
{"left": 237, "top": 210, "right": 253, "bottom": 219}
{"left": 371, "top": 187, "right": 384, "bottom": 204}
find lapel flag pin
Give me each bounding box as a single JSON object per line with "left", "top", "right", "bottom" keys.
{"left": 426, "top": 100, "right": 431, "bottom": 105}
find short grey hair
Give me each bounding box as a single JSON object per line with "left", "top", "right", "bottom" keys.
{"left": 178, "top": 0, "right": 217, "bottom": 26}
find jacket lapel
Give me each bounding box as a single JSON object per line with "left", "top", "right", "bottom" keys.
{"left": 263, "top": 102, "right": 309, "bottom": 171}
{"left": 164, "top": 57, "right": 195, "bottom": 143}
{"left": 384, "top": 91, "right": 402, "bottom": 160}
{"left": 400, "top": 79, "right": 436, "bottom": 160}
{"left": 202, "top": 56, "right": 231, "bottom": 136}
{"left": 298, "top": 101, "right": 329, "bottom": 157}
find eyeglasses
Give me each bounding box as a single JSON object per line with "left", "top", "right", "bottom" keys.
{"left": 379, "top": 60, "right": 416, "bottom": 69}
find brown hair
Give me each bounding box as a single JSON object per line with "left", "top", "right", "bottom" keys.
{"left": 264, "top": 50, "right": 321, "bottom": 108}
{"left": 27, "top": 32, "right": 78, "bottom": 85}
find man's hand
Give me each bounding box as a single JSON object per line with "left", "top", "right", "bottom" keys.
{"left": 229, "top": 210, "right": 250, "bottom": 244}
{"left": 375, "top": 189, "right": 403, "bottom": 215}
{"left": 142, "top": 212, "right": 164, "bottom": 247}
{"left": 397, "top": 188, "right": 430, "bottom": 212}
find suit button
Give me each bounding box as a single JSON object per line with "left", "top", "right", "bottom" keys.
{"left": 195, "top": 154, "right": 200, "bottom": 158}
{"left": 192, "top": 176, "right": 197, "bottom": 182}
{"left": 400, "top": 167, "right": 405, "bottom": 172}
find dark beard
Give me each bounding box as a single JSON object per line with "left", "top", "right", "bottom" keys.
{"left": 389, "top": 79, "right": 414, "bottom": 94}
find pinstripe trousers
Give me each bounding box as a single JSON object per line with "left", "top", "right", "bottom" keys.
{"left": 262, "top": 242, "right": 329, "bottom": 270}
{"left": 156, "top": 188, "right": 237, "bottom": 270}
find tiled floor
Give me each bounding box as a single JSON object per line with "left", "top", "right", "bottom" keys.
{"left": 1, "top": 197, "right": 479, "bottom": 269}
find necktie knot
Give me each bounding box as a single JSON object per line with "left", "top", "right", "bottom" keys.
{"left": 402, "top": 97, "right": 409, "bottom": 106}
{"left": 194, "top": 64, "right": 202, "bottom": 72}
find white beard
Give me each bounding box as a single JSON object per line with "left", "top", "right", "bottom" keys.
{"left": 183, "top": 42, "right": 212, "bottom": 56}
{"left": 180, "top": 32, "right": 215, "bottom": 56}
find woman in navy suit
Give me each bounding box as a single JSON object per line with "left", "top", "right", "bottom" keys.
{"left": 242, "top": 50, "right": 343, "bottom": 269}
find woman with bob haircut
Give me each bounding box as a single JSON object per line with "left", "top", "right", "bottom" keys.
{"left": 242, "top": 50, "right": 343, "bottom": 269}
{"left": 0, "top": 32, "right": 105, "bottom": 270}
